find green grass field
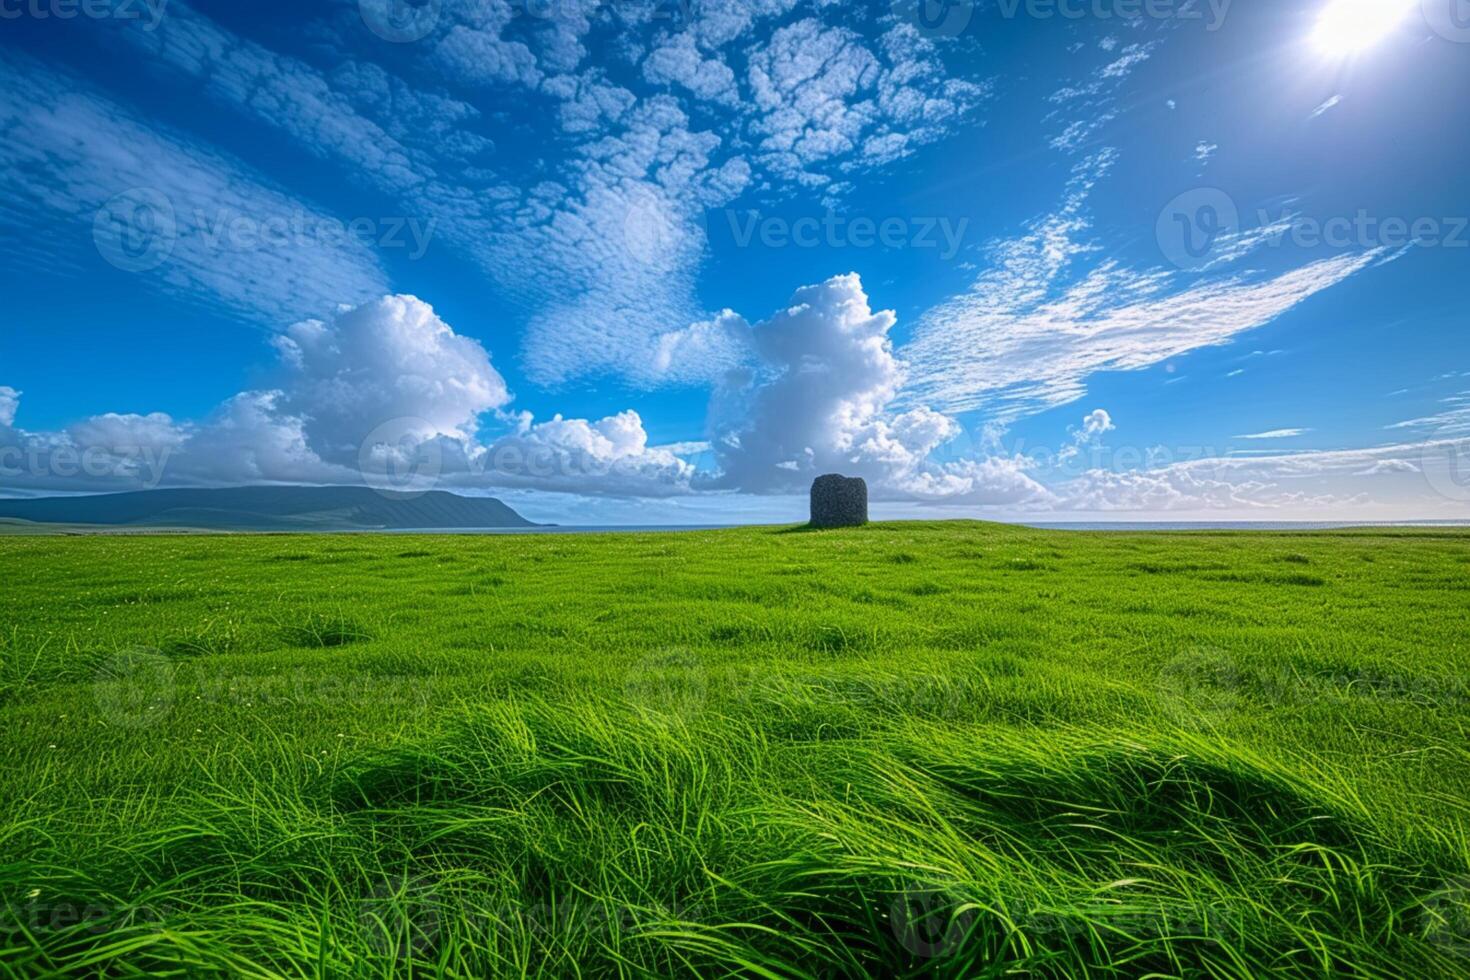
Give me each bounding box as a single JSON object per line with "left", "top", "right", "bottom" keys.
{"left": 2, "top": 523, "right": 1468, "bottom": 978}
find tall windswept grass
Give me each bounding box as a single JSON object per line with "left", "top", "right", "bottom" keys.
{"left": 2, "top": 524, "right": 1467, "bottom": 976}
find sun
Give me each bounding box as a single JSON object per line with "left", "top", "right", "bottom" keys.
{"left": 1311, "top": 0, "right": 1417, "bottom": 55}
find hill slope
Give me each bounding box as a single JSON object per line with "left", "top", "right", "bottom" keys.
{"left": 0, "top": 485, "right": 536, "bottom": 530}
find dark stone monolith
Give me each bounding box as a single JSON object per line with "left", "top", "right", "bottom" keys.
{"left": 810, "top": 474, "right": 868, "bottom": 528}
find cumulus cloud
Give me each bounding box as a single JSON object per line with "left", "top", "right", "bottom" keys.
{"left": 435, "top": 22, "right": 542, "bottom": 90}
{"left": 698, "top": 274, "right": 1052, "bottom": 505}
{"left": 0, "top": 296, "right": 688, "bottom": 498}
{"left": 1080, "top": 409, "right": 1115, "bottom": 438}
{"left": 0, "top": 387, "right": 18, "bottom": 428}
{"left": 1059, "top": 408, "right": 1115, "bottom": 463}
{"left": 0, "top": 392, "right": 192, "bottom": 495}
{"left": 271, "top": 295, "right": 511, "bottom": 464}
{"left": 474, "top": 411, "right": 693, "bottom": 497}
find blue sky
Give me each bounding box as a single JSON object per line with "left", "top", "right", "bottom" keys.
{"left": 1, "top": 0, "right": 1468, "bottom": 523}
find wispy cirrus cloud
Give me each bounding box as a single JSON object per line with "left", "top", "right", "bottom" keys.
{"left": 1386, "top": 392, "right": 1470, "bottom": 435}
{"left": 899, "top": 153, "right": 1383, "bottom": 423}
{"left": 1235, "top": 428, "right": 1311, "bottom": 439}
{"left": 0, "top": 55, "right": 389, "bottom": 327}
{"left": 100, "top": 1, "right": 992, "bottom": 388}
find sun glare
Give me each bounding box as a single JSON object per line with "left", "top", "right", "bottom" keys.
{"left": 1312, "top": 0, "right": 1417, "bottom": 55}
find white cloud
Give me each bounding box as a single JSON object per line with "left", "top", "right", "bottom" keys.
{"left": 474, "top": 411, "right": 693, "bottom": 497}
{"left": 0, "top": 387, "right": 18, "bottom": 428}
{"left": 1195, "top": 140, "right": 1218, "bottom": 165}
{"left": 0, "top": 296, "right": 694, "bottom": 499}
{"left": 643, "top": 32, "right": 740, "bottom": 106}
{"left": 1358, "top": 459, "right": 1419, "bottom": 475}
{"left": 1386, "top": 392, "right": 1470, "bottom": 435}
{"left": 1235, "top": 428, "right": 1310, "bottom": 439}
{"left": 436, "top": 22, "right": 542, "bottom": 90}
{"left": 270, "top": 295, "right": 512, "bottom": 464}
{"left": 95, "top": 0, "right": 987, "bottom": 388}
{"left": 698, "top": 274, "right": 1053, "bottom": 505}
{"left": 1059, "top": 408, "right": 1116, "bottom": 464}
{"left": 1046, "top": 43, "right": 1155, "bottom": 153}
{"left": 900, "top": 153, "right": 1382, "bottom": 421}
{"left": 1080, "top": 408, "right": 1115, "bottom": 438}
{"left": 1310, "top": 95, "right": 1343, "bottom": 119}
{"left": 744, "top": 19, "right": 986, "bottom": 185}
{"left": 1056, "top": 440, "right": 1463, "bottom": 517}
{"left": 0, "top": 55, "right": 389, "bottom": 327}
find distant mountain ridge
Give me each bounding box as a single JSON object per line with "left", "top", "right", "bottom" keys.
{"left": 0, "top": 486, "right": 537, "bottom": 531}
